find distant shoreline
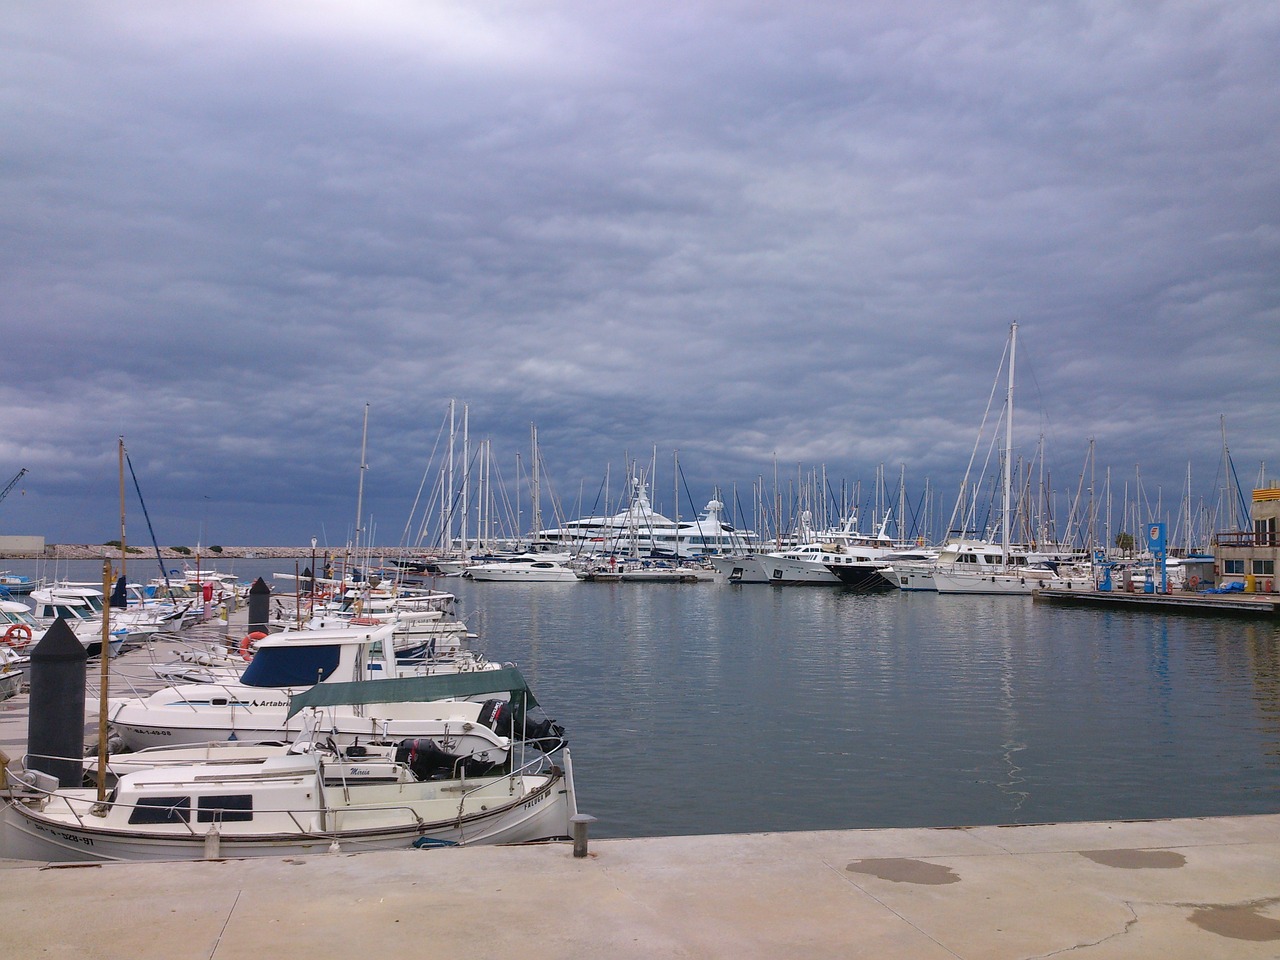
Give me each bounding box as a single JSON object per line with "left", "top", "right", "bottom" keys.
{"left": 0, "top": 545, "right": 420, "bottom": 561}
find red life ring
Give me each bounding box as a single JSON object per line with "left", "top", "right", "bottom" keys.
{"left": 1187, "top": 575, "right": 1199, "bottom": 590}
{"left": 2, "top": 623, "right": 32, "bottom": 647}
{"left": 239, "top": 631, "right": 268, "bottom": 661}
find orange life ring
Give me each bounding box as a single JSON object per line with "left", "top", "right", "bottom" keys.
{"left": 2, "top": 623, "right": 32, "bottom": 647}
{"left": 1187, "top": 575, "right": 1199, "bottom": 590}
{"left": 239, "top": 631, "right": 268, "bottom": 661}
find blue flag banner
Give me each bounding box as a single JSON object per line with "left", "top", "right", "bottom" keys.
{"left": 1146, "top": 522, "right": 1166, "bottom": 558}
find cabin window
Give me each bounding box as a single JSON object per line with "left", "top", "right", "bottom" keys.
{"left": 240, "top": 644, "right": 341, "bottom": 687}
{"left": 1253, "top": 559, "right": 1275, "bottom": 576}
{"left": 197, "top": 795, "right": 254, "bottom": 822}
{"left": 129, "top": 796, "right": 191, "bottom": 824}
{"left": 1223, "top": 560, "right": 1245, "bottom": 575}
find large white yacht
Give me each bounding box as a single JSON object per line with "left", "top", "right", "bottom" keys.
{"left": 710, "top": 513, "right": 898, "bottom": 589}
{"left": 537, "top": 477, "right": 756, "bottom": 558}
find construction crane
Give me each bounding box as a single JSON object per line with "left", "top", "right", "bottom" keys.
{"left": 0, "top": 468, "right": 27, "bottom": 507}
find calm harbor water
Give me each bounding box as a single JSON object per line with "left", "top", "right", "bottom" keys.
{"left": 10, "top": 557, "right": 1280, "bottom": 839}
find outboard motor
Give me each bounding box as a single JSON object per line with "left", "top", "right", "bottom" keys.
{"left": 477, "top": 698, "right": 511, "bottom": 733}
{"left": 395, "top": 738, "right": 457, "bottom": 781}
{"left": 522, "top": 716, "right": 567, "bottom": 753}
{"left": 478, "top": 698, "right": 566, "bottom": 753}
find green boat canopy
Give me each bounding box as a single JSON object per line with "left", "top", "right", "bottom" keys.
{"left": 286, "top": 666, "right": 538, "bottom": 718}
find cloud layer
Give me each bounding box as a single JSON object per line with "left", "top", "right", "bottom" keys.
{"left": 3, "top": 1, "right": 1277, "bottom": 547}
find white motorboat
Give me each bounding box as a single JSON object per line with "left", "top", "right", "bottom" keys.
{"left": 710, "top": 513, "right": 898, "bottom": 588}
{"left": 2, "top": 725, "right": 576, "bottom": 863}
{"left": 464, "top": 558, "right": 579, "bottom": 582}
{"left": 0, "top": 599, "right": 41, "bottom": 653}
{"left": 0, "top": 645, "right": 24, "bottom": 701}
{"left": 28, "top": 587, "right": 128, "bottom": 657}
{"left": 271, "top": 576, "right": 475, "bottom": 656}
{"left": 108, "top": 623, "right": 552, "bottom": 750}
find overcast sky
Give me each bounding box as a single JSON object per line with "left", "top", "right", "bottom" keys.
{"left": 2, "top": 1, "right": 1277, "bottom": 550}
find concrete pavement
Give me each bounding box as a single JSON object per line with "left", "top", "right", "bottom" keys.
{"left": 2, "top": 814, "right": 1279, "bottom": 958}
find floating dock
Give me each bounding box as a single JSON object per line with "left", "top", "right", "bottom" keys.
{"left": 1035, "top": 587, "right": 1280, "bottom": 617}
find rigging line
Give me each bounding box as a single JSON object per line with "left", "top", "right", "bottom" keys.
{"left": 399, "top": 407, "right": 449, "bottom": 550}
{"left": 124, "top": 447, "right": 172, "bottom": 593}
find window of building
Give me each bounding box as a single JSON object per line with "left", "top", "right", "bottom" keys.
{"left": 1252, "top": 559, "right": 1275, "bottom": 576}
{"left": 1223, "top": 560, "right": 1245, "bottom": 575}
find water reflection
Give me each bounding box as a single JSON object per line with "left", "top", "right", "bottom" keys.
{"left": 8, "top": 559, "right": 1280, "bottom": 839}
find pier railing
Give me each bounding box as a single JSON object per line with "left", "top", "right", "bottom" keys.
{"left": 1215, "top": 531, "right": 1278, "bottom": 547}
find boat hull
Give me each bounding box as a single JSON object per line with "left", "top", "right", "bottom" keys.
{"left": 1, "top": 767, "right": 572, "bottom": 863}
{"left": 931, "top": 569, "right": 1093, "bottom": 595}
{"left": 825, "top": 563, "right": 895, "bottom": 591}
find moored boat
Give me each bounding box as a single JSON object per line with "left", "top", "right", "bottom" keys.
{"left": 2, "top": 726, "right": 576, "bottom": 862}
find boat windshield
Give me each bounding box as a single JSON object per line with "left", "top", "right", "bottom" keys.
{"left": 240, "top": 644, "right": 341, "bottom": 688}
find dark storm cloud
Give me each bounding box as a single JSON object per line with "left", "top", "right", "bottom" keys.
{"left": 1, "top": 1, "right": 1276, "bottom": 545}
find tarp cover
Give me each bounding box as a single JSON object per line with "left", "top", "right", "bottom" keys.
{"left": 286, "top": 666, "right": 537, "bottom": 718}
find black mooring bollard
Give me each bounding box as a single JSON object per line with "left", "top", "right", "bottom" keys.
{"left": 27, "top": 618, "right": 87, "bottom": 787}
{"left": 247, "top": 577, "right": 271, "bottom": 634}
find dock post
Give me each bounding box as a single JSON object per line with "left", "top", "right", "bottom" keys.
{"left": 247, "top": 577, "right": 270, "bottom": 634}
{"left": 571, "top": 813, "right": 597, "bottom": 858}
{"left": 27, "top": 619, "right": 87, "bottom": 787}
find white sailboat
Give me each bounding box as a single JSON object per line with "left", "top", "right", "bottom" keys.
{"left": 930, "top": 324, "right": 1092, "bottom": 596}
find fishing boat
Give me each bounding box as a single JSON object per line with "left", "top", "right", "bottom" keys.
{"left": 2, "top": 703, "right": 576, "bottom": 862}
{"left": 0, "top": 572, "right": 36, "bottom": 596}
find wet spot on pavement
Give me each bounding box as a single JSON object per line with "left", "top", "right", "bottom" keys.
{"left": 1189, "top": 902, "right": 1280, "bottom": 942}
{"left": 846, "top": 858, "right": 959, "bottom": 885}
{"left": 1080, "top": 849, "right": 1186, "bottom": 869}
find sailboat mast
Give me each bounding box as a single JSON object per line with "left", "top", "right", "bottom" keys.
{"left": 446, "top": 400, "right": 455, "bottom": 551}
{"left": 531, "top": 423, "right": 541, "bottom": 537}
{"left": 354, "top": 403, "right": 369, "bottom": 555}
{"left": 1003, "top": 322, "right": 1017, "bottom": 560}
{"left": 460, "top": 404, "right": 470, "bottom": 555}
{"left": 117, "top": 436, "right": 127, "bottom": 581}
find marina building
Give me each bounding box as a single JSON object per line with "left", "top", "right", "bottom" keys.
{"left": 1215, "top": 483, "right": 1279, "bottom": 592}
